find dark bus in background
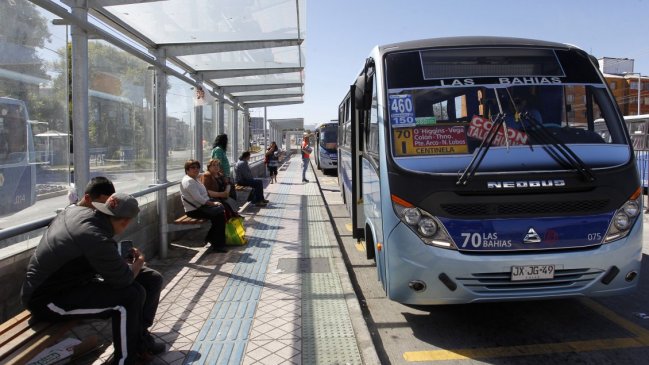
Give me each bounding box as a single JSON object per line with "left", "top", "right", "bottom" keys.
{"left": 314, "top": 121, "right": 338, "bottom": 172}
{"left": 0, "top": 97, "right": 36, "bottom": 216}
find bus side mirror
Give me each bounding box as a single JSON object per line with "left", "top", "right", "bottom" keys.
{"left": 354, "top": 74, "right": 372, "bottom": 111}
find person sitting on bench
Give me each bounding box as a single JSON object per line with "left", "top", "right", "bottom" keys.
{"left": 234, "top": 151, "right": 269, "bottom": 207}
{"left": 21, "top": 193, "right": 160, "bottom": 365}
{"left": 180, "top": 159, "right": 228, "bottom": 253}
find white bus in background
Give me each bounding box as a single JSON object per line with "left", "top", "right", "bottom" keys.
{"left": 314, "top": 121, "right": 338, "bottom": 173}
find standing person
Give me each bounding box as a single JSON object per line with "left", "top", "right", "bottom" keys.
{"left": 235, "top": 151, "right": 268, "bottom": 207}
{"left": 211, "top": 134, "right": 231, "bottom": 179}
{"left": 200, "top": 159, "right": 240, "bottom": 220}
{"left": 265, "top": 141, "right": 280, "bottom": 184}
{"left": 76, "top": 177, "right": 165, "bottom": 356}
{"left": 180, "top": 159, "right": 228, "bottom": 253}
{"left": 21, "top": 193, "right": 157, "bottom": 365}
{"left": 301, "top": 134, "right": 312, "bottom": 183}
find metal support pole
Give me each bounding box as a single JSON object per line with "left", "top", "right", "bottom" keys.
{"left": 637, "top": 74, "right": 641, "bottom": 115}
{"left": 211, "top": 95, "right": 218, "bottom": 146}
{"left": 263, "top": 107, "right": 268, "bottom": 151}
{"left": 154, "top": 50, "right": 169, "bottom": 259}
{"left": 218, "top": 93, "right": 225, "bottom": 135}
{"left": 70, "top": 2, "right": 89, "bottom": 200}
{"left": 232, "top": 107, "right": 239, "bottom": 170}
{"left": 194, "top": 79, "right": 203, "bottom": 165}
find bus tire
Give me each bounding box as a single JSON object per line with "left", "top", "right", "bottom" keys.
{"left": 365, "top": 225, "right": 375, "bottom": 261}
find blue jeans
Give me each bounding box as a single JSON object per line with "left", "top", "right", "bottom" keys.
{"left": 302, "top": 158, "right": 309, "bottom": 180}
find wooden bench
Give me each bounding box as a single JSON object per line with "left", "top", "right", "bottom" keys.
{"left": 235, "top": 184, "right": 254, "bottom": 203}
{"left": 0, "top": 310, "right": 96, "bottom": 365}
{"left": 167, "top": 214, "right": 208, "bottom": 232}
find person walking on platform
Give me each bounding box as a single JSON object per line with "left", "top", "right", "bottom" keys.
{"left": 235, "top": 151, "right": 268, "bottom": 207}
{"left": 21, "top": 193, "right": 159, "bottom": 365}
{"left": 180, "top": 159, "right": 228, "bottom": 253}
{"left": 265, "top": 141, "right": 280, "bottom": 184}
{"left": 301, "top": 134, "right": 312, "bottom": 183}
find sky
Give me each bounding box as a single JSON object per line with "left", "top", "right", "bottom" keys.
{"left": 251, "top": 0, "right": 649, "bottom": 129}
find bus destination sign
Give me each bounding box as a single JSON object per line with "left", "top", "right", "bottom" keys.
{"left": 393, "top": 125, "right": 468, "bottom": 156}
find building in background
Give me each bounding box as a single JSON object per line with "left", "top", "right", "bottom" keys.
{"left": 599, "top": 57, "right": 647, "bottom": 116}
{"left": 250, "top": 116, "right": 265, "bottom": 145}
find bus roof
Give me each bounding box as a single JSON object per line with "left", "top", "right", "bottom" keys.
{"left": 377, "top": 36, "right": 578, "bottom": 55}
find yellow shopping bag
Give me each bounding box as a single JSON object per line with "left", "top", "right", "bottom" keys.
{"left": 225, "top": 217, "right": 247, "bottom": 246}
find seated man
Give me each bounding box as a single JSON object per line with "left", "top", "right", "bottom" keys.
{"left": 76, "top": 177, "right": 165, "bottom": 356}
{"left": 21, "top": 193, "right": 160, "bottom": 365}
{"left": 235, "top": 151, "right": 269, "bottom": 207}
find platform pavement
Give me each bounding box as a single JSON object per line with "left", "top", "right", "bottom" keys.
{"left": 69, "top": 155, "right": 379, "bottom": 365}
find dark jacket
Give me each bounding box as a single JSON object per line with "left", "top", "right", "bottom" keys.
{"left": 21, "top": 205, "right": 135, "bottom": 306}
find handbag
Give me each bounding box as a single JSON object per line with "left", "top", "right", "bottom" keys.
{"left": 225, "top": 216, "right": 247, "bottom": 246}
{"left": 182, "top": 195, "right": 224, "bottom": 214}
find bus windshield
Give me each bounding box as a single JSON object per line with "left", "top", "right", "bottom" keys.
{"left": 0, "top": 100, "right": 27, "bottom": 164}
{"left": 385, "top": 47, "right": 629, "bottom": 173}
{"left": 319, "top": 126, "right": 338, "bottom": 150}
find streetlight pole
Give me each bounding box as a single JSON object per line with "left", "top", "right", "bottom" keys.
{"left": 624, "top": 72, "right": 642, "bottom": 115}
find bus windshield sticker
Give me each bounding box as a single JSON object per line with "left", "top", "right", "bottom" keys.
{"left": 467, "top": 115, "right": 528, "bottom": 146}
{"left": 389, "top": 94, "right": 416, "bottom": 128}
{"left": 393, "top": 126, "right": 468, "bottom": 156}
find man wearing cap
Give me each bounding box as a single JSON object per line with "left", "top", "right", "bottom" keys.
{"left": 74, "top": 177, "right": 165, "bottom": 357}
{"left": 21, "top": 193, "right": 155, "bottom": 365}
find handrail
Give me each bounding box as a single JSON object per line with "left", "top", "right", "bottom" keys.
{"left": 0, "top": 180, "right": 181, "bottom": 242}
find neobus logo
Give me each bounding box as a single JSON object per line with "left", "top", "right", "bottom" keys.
{"left": 487, "top": 180, "right": 566, "bottom": 189}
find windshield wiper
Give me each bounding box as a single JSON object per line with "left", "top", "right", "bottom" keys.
{"left": 520, "top": 112, "right": 595, "bottom": 182}
{"left": 456, "top": 113, "right": 506, "bottom": 186}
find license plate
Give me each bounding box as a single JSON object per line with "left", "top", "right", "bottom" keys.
{"left": 511, "top": 265, "right": 555, "bottom": 281}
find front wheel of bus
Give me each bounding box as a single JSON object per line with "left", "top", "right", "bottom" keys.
{"left": 365, "top": 226, "right": 375, "bottom": 261}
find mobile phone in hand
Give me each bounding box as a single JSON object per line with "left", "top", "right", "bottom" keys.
{"left": 118, "top": 240, "right": 134, "bottom": 261}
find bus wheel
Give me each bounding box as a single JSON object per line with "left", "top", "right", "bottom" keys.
{"left": 365, "top": 226, "right": 376, "bottom": 261}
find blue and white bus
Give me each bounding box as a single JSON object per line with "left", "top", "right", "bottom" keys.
{"left": 0, "top": 97, "right": 37, "bottom": 216}
{"left": 314, "top": 121, "right": 338, "bottom": 172}
{"left": 339, "top": 37, "right": 642, "bottom": 305}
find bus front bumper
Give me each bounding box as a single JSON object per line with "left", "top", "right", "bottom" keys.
{"left": 383, "top": 219, "right": 643, "bottom": 305}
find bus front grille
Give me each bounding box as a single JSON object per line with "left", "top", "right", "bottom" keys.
{"left": 456, "top": 268, "right": 603, "bottom": 293}
{"left": 441, "top": 200, "right": 609, "bottom": 217}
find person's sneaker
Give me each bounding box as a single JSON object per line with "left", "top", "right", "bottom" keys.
{"left": 302, "top": 179, "right": 309, "bottom": 182}
{"left": 262, "top": 199, "right": 270, "bottom": 203}
{"left": 255, "top": 201, "right": 267, "bottom": 207}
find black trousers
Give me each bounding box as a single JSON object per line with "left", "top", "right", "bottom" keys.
{"left": 28, "top": 267, "right": 163, "bottom": 365}
{"left": 238, "top": 178, "right": 265, "bottom": 203}
{"left": 136, "top": 266, "right": 163, "bottom": 330}
{"left": 28, "top": 282, "right": 146, "bottom": 365}
{"left": 187, "top": 205, "right": 226, "bottom": 249}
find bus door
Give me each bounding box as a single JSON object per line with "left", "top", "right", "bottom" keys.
{"left": 349, "top": 84, "right": 365, "bottom": 239}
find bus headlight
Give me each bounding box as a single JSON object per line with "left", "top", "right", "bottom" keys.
{"left": 623, "top": 201, "right": 640, "bottom": 217}
{"left": 418, "top": 218, "right": 438, "bottom": 237}
{"left": 613, "top": 212, "right": 630, "bottom": 230}
{"left": 392, "top": 195, "right": 456, "bottom": 249}
{"left": 604, "top": 188, "right": 642, "bottom": 243}
{"left": 404, "top": 208, "right": 421, "bottom": 225}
